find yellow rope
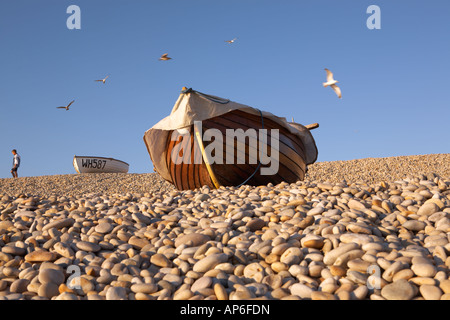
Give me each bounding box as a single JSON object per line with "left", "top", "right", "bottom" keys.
{"left": 193, "top": 123, "right": 221, "bottom": 189}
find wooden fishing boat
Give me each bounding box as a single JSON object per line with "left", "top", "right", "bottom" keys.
{"left": 143, "top": 88, "right": 318, "bottom": 190}
{"left": 73, "top": 156, "right": 129, "bottom": 174}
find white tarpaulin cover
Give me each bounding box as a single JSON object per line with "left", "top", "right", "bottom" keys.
{"left": 143, "top": 88, "right": 318, "bottom": 184}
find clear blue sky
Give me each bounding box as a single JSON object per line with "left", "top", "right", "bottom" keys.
{"left": 1, "top": 0, "right": 449, "bottom": 178}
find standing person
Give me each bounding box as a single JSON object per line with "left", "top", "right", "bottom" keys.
{"left": 11, "top": 149, "right": 20, "bottom": 178}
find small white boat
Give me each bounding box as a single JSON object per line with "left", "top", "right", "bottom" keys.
{"left": 73, "top": 156, "right": 129, "bottom": 174}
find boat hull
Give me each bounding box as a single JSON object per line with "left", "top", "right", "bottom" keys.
{"left": 165, "top": 109, "right": 307, "bottom": 190}
{"left": 73, "top": 156, "right": 129, "bottom": 174}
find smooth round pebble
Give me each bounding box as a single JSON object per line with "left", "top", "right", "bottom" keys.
{"left": 106, "top": 287, "right": 128, "bottom": 300}
{"left": 420, "top": 285, "right": 443, "bottom": 300}
{"left": 381, "top": 280, "right": 417, "bottom": 300}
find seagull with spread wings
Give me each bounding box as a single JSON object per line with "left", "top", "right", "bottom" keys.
{"left": 95, "top": 75, "right": 109, "bottom": 84}
{"left": 57, "top": 100, "right": 75, "bottom": 111}
{"left": 159, "top": 53, "right": 172, "bottom": 61}
{"left": 225, "top": 38, "right": 237, "bottom": 44}
{"left": 323, "top": 68, "right": 342, "bottom": 99}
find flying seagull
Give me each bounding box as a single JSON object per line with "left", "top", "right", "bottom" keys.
{"left": 323, "top": 68, "right": 342, "bottom": 99}
{"left": 95, "top": 75, "right": 109, "bottom": 84}
{"left": 159, "top": 53, "right": 172, "bottom": 61}
{"left": 57, "top": 100, "right": 75, "bottom": 111}
{"left": 225, "top": 38, "right": 237, "bottom": 44}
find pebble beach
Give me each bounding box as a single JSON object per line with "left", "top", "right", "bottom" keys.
{"left": 0, "top": 153, "right": 449, "bottom": 300}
